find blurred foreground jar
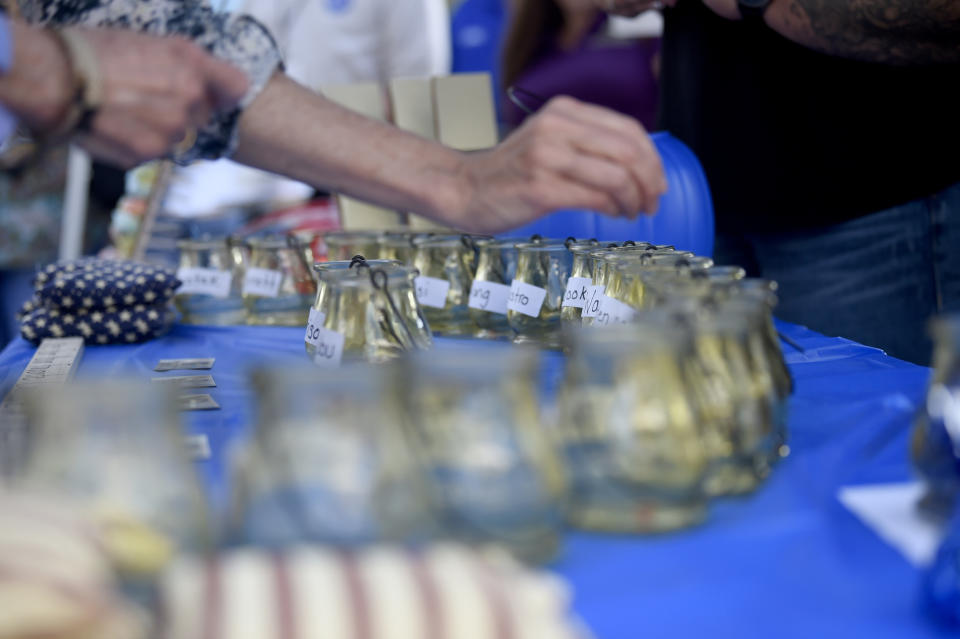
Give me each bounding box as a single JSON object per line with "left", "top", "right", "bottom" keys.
{"left": 307, "top": 260, "right": 431, "bottom": 366}
{"left": 399, "top": 347, "right": 567, "bottom": 562}
{"left": 242, "top": 236, "right": 317, "bottom": 326}
{"left": 412, "top": 235, "right": 484, "bottom": 336}
{"left": 914, "top": 315, "right": 960, "bottom": 517}
{"left": 16, "top": 381, "right": 210, "bottom": 579}
{"left": 507, "top": 241, "right": 577, "bottom": 348}
{"left": 174, "top": 237, "right": 246, "bottom": 325}
{"left": 233, "top": 365, "right": 437, "bottom": 547}
{"left": 325, "top": 230, "right": 383, "bottom": 261}
{"left": 558, "top": 324, "right": 708, "bottom": 532}
{"left": 468, "top": 237, "right": 524, "bottom": 338}
{"left": 606, "top": 254, "right": 714, "bottom": 315}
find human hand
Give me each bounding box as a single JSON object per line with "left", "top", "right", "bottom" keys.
{"left": 594, "top": 0, "right": 678, "bottom": 17}
{"left": 700, "top": 0, "right": 741, "bottom": 19}
{"left": 69, "top": 28, "right": 249, "bottom": 167}
{"left": 454, "top": 96, "right": 666, "bottom": 233}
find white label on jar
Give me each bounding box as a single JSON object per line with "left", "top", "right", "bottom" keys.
{"left": 580, "top": 285, "right": 605, "bottom": 318}
{"left": 415, "top": 276, "right": 451, "bottom": 309}
{"left": 242, "top": 268, "right": 284, "bottom": 298}
{"left": 311, "top": 328, "right": 345, "bottom": 368}
{"left": 507, "top": 280, "right": 547, "bottom": 318}
{"left": 562, "top": 277, "right": 592, "bottom": 309}
{"left": 176, "top": 267, "right": 233, "bottom": 299}
{"left": 304, "top": 308, "right": 327, "bottom": 346}
{"left": 594, "top": 295, "right": 638, "bottom": 327}
{"left": 468, "top": 280, "right": 511, "bottom": 315}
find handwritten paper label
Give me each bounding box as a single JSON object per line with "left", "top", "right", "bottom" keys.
{"left": 311, "top": 328, "right": 345, "bottom": 368}
{"left": 176, "top": 268, "right": 232, "bottom": 298}
{"left": 562, "top": 277, "right": 591, "bottom": 309}
{"left": 415, "top": 276, "right": 451, "bottom": 309}
{"left": 468, "top": 280, "right": 511, "bottom": 315}
{"left": 242, "top": 268, "right": 284, "bottom": 298}
{"left": 507, "top": 280, "right": 547, "bottom": 318}
{"left": 304, "top": 308, "right": 327, "bottom": 346}
{"left": 593, "top": 295, "right": 638, "bottom": 327}
{"left": 580, "top": 285, "right": 605, "bottom": 318}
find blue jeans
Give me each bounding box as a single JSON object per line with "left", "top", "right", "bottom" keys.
{"left": 714, "top": 181, "right": 960, "bottom": 365}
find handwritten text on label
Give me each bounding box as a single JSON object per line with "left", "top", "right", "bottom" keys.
{"left": 243, "top": 268, "right": 284, "bottom": 298}
{"left": 176, "top": 267, "right": 233, "bottom": 299}
{"left": 304, "top": 308, "right": 327, "bottom": 346}
{"left": 580, "top": 285, "right": 605, "bottom": 318}
{"left": 468, "top": 280, "right": 512, "bottom": 315}
{"left": 562, "top": 277, "right": 592, "bottom": 309}
{"left": 415, "top": 276, "right": 451, "bottom": 309}
{"left": 507, "top": 280, "right": 547, "bottom": 318}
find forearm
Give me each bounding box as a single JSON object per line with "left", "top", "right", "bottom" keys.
{"left": 232, "top": 72, "right": 471, "bottom": 228}
{"left": 765, "top": 0, "right": 960, "bottom": 64}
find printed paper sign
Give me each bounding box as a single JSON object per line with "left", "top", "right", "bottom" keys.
{"left": 507, "top": 280, "right": 547, "bottom": 318}
{"left": 304, "top": 308, "right": 327, "bottom": 347}
{"left": 176, "top": 268, "right": 232, "bottom": 298}
{"left": 468, "top": 280, "right": 511, "bottom": 315}
{"left": 415, "top": 276, "right": 451, "bottom": 309}
{"left": 242, "top": 268, "right": 284, "bottom": 298}
{"left": 562, "top": 277, "right": 592, "bottom": 309}
{"left": 580, "top": 285, "right": 606, "bottom": 318}
{"left": 311, "top": 328, "right": 345, "bottom": 368}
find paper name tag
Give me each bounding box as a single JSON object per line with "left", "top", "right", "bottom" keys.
{"left": 562, "top": 277, "right": 592, "bottom": 309}
{"left": 312, "top": 328, "right": 345, "bottom": 368}
{"left": 468, "top": 280, "right": 511, "bottom": 315}
{"left": 593, "top": 295, "right": 638, "bottom": 327}
{"left": 151, "top": 374, "right": 217, "bottom": 388}
{"left": 507, "top": 280, "right": 547, "bottom": 318}
{"left": 155, "top": 358, "right": 215, "bottom": 372}
{"left": 176, "top": 267, "right": 232, "bottom": 298}
{"left": 415, "top": 276, "right": 451, "bottom": 309}
{"left": 304, "top": 308, "right": 327, "bottom": 347}
{"left": 242, "top": 268, "right": 284, "bottom": 298}
{"left": 580, "top": 285, "right": 605, "bottom": 318}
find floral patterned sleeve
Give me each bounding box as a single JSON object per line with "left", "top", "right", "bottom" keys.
{"left": 17, "top": 0, "right": 282, "bottom": 162}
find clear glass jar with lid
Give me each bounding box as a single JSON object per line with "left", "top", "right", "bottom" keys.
{"left": 411, "top": 235, "right": 484, "bottom": 336}
{"left": 242, "top": 235, "right": 317, "bottom": 326}
{"left": 174, "top": 236, "right": 246, "bottom": 325}
{"left": 506, "top": 240, "right": 577, "bottom": 348}
{"left": 324, "top": 230, "right": 384, "bottom": 261}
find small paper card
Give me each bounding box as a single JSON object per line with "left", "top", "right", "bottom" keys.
{"left": 468, "top": 280, "right": 511, "bottom": 315}
{"left": 184, "top": 434, "right": 212, "bottom": 459}
{"left": 594, "top": 296, "right": 638, "bottom": 327}
{"left": 507, "top": 280, "right": 547, "bottom": 318}
{"left": 176, "top": 268, "right": 232, "bottom": 298}
{"left": 151, "top": 375, "right": 217, "bottom": 389}
{"left": 415, "top": 276, "right": 451, "bottom": 309}
{"left": 179, "top": 395, "right": 220, "bottom": 412}
{"left": 154, "top": 358, "right": 215, "bottom": 372}
{"left": 562, "top": 277, "right": 592, "bottom": 309}
{"left": 242, "top": 268, "right": 284, "bottom": 298}
{"left": 304, "top": 308, "right": 327, "bottom": 347}
{"left": 312, "top": 328, "right": 345, "bottom": 368}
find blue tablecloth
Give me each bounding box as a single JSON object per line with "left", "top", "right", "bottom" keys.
{"left": 0, "top": 322, "right": 949, "bottom": 638}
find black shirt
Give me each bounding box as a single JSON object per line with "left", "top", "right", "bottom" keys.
{"left": 658, "top": 3, "right": 960, "bottom": 234}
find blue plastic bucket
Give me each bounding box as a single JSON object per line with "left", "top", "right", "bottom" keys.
{"left": 502, "top": 132, "right": 715, "bottom": 256}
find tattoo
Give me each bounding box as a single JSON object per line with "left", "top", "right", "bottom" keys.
{"left": 781, "top": 0, "right": 960, "bottom": 64}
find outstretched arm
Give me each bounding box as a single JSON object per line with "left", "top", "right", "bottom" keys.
{"left": 232, "top": 73, "right": 666, "bottom": 234}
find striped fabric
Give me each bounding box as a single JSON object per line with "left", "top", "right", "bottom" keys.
{"left": 160, "top": 545, "right": 592, "bottom": 639}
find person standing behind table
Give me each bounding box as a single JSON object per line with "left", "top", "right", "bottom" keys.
{"left": 501, "top": 0, "right": 660, "bottom": 131}
{"left": 601, "top": 0, "right": 960, "bottom": 365}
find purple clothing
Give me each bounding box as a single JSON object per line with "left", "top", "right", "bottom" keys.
{"left": 502, "top": 15, "right": 660, "bottom": 130}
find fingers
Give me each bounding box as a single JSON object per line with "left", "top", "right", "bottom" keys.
{"left": 178, "top": 41, "right": 249, "bottom": 111}
{"left": 531, "top": 97, "right": 666, "bottom": 215}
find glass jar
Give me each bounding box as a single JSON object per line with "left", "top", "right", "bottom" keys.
{"left": 610, "top": 255, "right": 715, "bottom": 312}
{"left": 377, "top": 232, "right": 432, "bottom": 266}
{"left": 17, "top": 381, "right": 210, "bottom": 579}
{"left": 411, "top": 235, "right": 479, "bottom": 336}
{"left": 914, "top": 315, "right": 960, "bottom": 517}
{"left": 310, "top": 261, "right": 431, "bottom": 365}
{"left": 558, "top": 324, "right": 708, "bottom": 532}
{"left": 579, "top": 246, "right": 671, "bottom": 324}
{"left": 399, "top": 347, "right": 567, "bottom": 562}
{"left": 291, "top": 229, "right": 328, "bottom": 273}
{"left": 467, "top": 237, "right": 524, "bottom": 339}
{"left": 174, "top": 237, "right": 246, "bottom": 325}
{"left": 242, "top": 236, "right": 317, "bottom": 326}
{"left": 560, "top": 242, "right": 621, "bottom": 328}
{"left": 324, "top": 230, "right": 383, "bottom": 261}
{"left": 232, "top": 364, "right": 438, "bottom": 547}
{"left": 506, "top": 242, "right": 575, "bottom": 348}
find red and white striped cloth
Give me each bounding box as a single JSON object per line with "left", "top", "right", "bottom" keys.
{"left": 0, "top": 492, "right": 149, "bottom": 639}
{"left": 159, "top": 545, "right": 592, "bottom": 639}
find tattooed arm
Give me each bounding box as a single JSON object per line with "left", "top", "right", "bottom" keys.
{"left": 701, "top": 0, "right": 960, "bottom": 64}
{"left": 767, "top": 0, "right": 960, "bottom": 64}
